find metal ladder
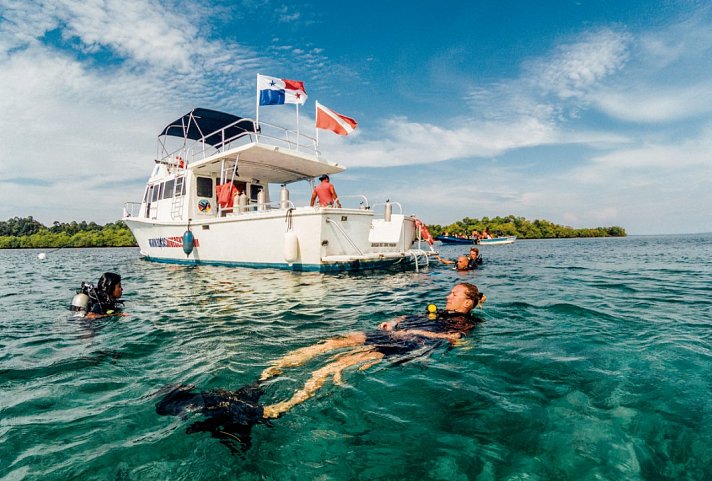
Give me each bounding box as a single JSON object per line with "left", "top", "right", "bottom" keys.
{"left": 171, "top": 173, "right": 186, "bottom": 220}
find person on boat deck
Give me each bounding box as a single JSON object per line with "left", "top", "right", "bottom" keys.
{"left": 310, "top": 174, "right": 341, "bottom": 208}
{"left": 468, "top": 247, "right": 483, "bottom": 269}
{"left": 87, "top": 272, "right": 124, "bottom": 318}
{"left": 436, "top": 254, "right": 473, "bottom": 271}
{"left": 482, "top": 227, "right": 492, "bottom": 239}
{"left": 155, "top": 283, "right": 486, "bottom": 451}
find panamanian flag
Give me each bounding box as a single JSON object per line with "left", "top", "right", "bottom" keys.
{"left": 258, "top": 74, "right": 307, "bottom": 106}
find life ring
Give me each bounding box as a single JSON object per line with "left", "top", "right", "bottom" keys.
{"left": 415, "top": 219, "right": 434, "bottom": 245}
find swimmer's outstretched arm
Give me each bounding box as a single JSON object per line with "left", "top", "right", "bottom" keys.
{"left": 85, "top": 312, "right": 128, "bottom": 319}
{"left": 435, "top": 255, "right": 455, "bottom": 265}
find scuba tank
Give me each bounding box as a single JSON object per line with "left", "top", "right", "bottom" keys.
{"left": 70, "top": 293, "right": 90, "bottom": 316}
{"left": 70, "top": 282, "right": 95, "bottom": 317}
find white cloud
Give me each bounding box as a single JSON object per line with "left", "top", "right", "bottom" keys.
{"left": 590, "top": 84, "right": 712, "bottom": 123}
{"left": 319, "top": 116, "right": 558, "bottom": 168}
{"left": 526, "top": 28, "right": 631, "bottom": 100}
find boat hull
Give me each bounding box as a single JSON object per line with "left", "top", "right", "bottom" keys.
{"left": 477, "top": 236, "right": 517, "bottom": 245}
{"left": 125, "top": 207, "right": 432, "bottom": 272}
{"left": 435, "top": 235, "right": 475, "bottom": 245}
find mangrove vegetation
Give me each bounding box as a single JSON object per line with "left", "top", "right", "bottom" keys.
{"left": 428, "top": 215, "right": 626, "bottom": 239}
{"left": 0, "top": 214, "right": 626, "bottom": 249}
{"left": 0, "top": 217, "right": 137, "bottom": 249}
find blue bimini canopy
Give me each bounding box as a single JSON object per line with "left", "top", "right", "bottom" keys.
{"left": 159, "top": 108, "right": 258, "bottom": 147}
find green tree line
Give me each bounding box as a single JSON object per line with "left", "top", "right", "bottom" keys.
{"left": 0, "top": 216, "right": 137, "bottom": 249}
{"left": 0, "top": 214, "right": 625, "bottom": 249}
{"left": 428, "top": 215, "right": 626, "bottom": 239}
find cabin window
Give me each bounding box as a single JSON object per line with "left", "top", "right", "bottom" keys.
{"left": 151, "top": 184, "right": 161, "bottom": 202}
{"left": 163, "top": 179, "right": 175, "bottom": 199}
{"left": 143, "top": 186, "right": 151, "bottom": 203}
{"left": 197, "top": 177, "right": 213, "bottom": 198}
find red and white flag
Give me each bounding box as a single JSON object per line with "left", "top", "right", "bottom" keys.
{"left": 315, "top": 102, "right": 358, "bottom": 136}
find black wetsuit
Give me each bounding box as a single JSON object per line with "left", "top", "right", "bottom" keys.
{"left": 156, "top": 383, "right": 265, "bottom": 453}
{"left": 87, "top": 292, "right": 122, "bottom": 315}
{"left": 467, "top": 255, "right": 483, "bottom": 270}
{"left": 364, "top": 311, "right": 478, "bottom": 358}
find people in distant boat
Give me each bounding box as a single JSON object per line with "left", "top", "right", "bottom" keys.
{"left": 70, "top": 272, "right": 125, "bottom": 318}
{"left": 468, "top": 247, "right": 483, "bottom": 269}
{"left": 310, "top": 174, "right": 341, "bottom": 208}
{"left": 156, "top": 283, "right": 486, "bottom": 452}
{"left": 436, "top": 254, "right": 473, "bottom": 271}
{"left": 482, "top": 227, "right": 492, "bottom": 239}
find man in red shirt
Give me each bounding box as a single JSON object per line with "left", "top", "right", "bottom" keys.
{"left": 310, "top": 174, "right": 341, "bottom": 207}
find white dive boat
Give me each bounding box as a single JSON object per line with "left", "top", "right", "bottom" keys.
{"left": 477, "top": 236, "right": 517, "bottom": 245}
{"left": 123, "top": 108, "right": 435, "bottom": 271}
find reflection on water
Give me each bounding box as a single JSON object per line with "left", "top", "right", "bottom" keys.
{"left": 1, "top": 237, "right": 711, "bottom": 480}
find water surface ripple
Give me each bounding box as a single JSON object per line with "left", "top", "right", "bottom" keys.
{"left": 1, "top": 235, "right": 710, "bottom": 480}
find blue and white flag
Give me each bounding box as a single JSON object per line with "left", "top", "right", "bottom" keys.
{"left": 258, "top": 75, "right": 307, "bottom": 106}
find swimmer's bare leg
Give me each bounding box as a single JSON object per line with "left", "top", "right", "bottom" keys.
{"left": 262, "top": 349, "right": 384, "bottom": 418}
{"left": 260, "top": 332, "right": 366, "bottom": 381}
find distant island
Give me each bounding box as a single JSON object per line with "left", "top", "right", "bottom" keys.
{"left": 428, "top": 215, "right": 626, "bottom": 239}
{"left": 0, "top": 215, "right": 625, "bottom": 249}
{"left": 0, "top": 216, "right": 137, "bottom": 249}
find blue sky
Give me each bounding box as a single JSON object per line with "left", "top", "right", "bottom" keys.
{"left": 1, "top": 0, "right": 711, "bottom": 234}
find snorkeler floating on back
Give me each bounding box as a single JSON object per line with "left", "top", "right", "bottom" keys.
{"left": 155, "top": 282, "right": 486, "bottom": 453}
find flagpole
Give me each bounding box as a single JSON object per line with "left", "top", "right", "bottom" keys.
{"left": 255, "top": 73, "right": 260, "bottom": 134}
{"left": 315, "top": 100, "right": 319, "bottom": 147}
{"left": 296, "top": 102, "right": 300, "bottom": 152}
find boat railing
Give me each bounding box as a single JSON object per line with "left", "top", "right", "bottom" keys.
{"left": 123, "top": 202, "right": 142, "bottom": 218}
{"left": 339, "top": 194, "right": 370, "bottom": 210}
{"left": 157, "top": 118, "right": 320, "bottom": 166}
{"left": 371, "top": 201, "right": 403, "bottom": 219}
{"left": 219, "top": 199, "right": 297, "bottom": 216}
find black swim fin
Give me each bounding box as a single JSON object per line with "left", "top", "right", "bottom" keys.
{"left": 157, "top": 382, "right": 267, "bottom": 453}
{"left": 155, "top": 384, "right": 203, "bottom": 416}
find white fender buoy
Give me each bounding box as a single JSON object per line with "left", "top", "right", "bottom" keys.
{"left": 284, "top": 231, "right": 299, "bottom": 264}
{"left": 37, "top": 252, "right": 47, "bottom": 260}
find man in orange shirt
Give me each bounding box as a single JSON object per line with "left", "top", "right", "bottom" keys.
{"left": 310, "top": 174, "right": 341, "bottom": 207}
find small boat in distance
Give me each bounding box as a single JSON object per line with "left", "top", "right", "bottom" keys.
{"left": 477, "top": 236, "right": 517, "bottom": 245}
{"left": 122, "top": 108, "right": 435, "bottom": 271}
{"left": 435, "top": 235, "right": 475, "bottom": 245}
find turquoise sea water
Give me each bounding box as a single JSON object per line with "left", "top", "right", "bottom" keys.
{"left": 1, "top": 235, "right": 710, "bottom": 480}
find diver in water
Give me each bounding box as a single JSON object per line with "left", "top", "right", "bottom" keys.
{"left": 156, "top": 282, "right": 486, "bottom": 452}
{"left": 70, "top": 272, "right": 124, "bottom": 318}
{"left": 467, "top": 247, "right": 483, "bottom": 269}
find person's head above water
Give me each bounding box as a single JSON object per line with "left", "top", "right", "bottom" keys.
{"left": 469, "top": 247, "right": 479, "bottom": 258}
{"left": 445, "top": 282, "right": 485, "bottom": 314}
{"left": 455, "top": 255, "right": 469, "bottom": 271}
{"left": 97, "top": 272, "right": 122, "bottom": 299}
